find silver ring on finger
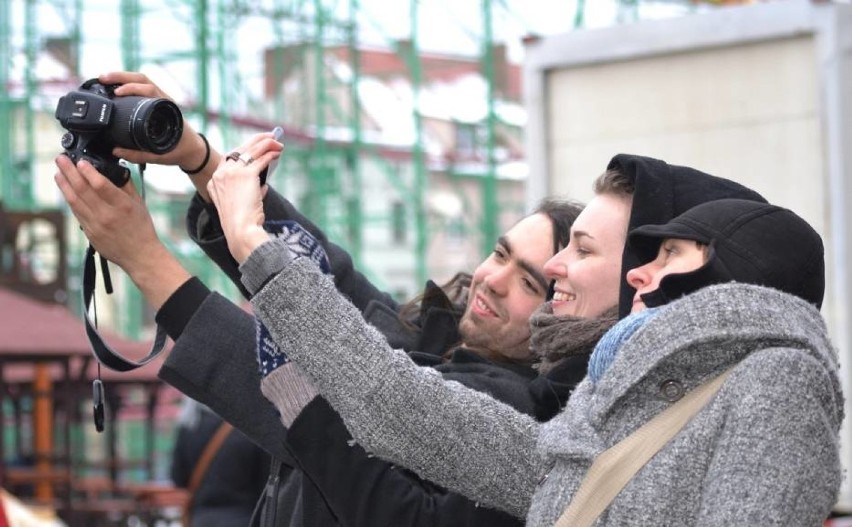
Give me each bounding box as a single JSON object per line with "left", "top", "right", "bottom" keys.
{"left": 237, "top": 153, "right": 254, "bottom": 166}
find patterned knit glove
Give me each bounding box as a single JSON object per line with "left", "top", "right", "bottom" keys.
{"left": 256, "top": 220, "right": 331, "bottom": 377}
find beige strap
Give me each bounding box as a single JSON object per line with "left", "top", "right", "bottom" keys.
{"left": 182, "top": 421, "right": 234, "bottom": 527}
{"left": 554, "top": 368, "right": 734, "bottom": 527}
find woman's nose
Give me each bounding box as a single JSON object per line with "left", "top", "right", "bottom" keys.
{"left": 626, "top": 264, "right": 652, "bottom": 291}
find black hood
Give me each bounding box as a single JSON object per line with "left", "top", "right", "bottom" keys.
{"left": 608, "top": 154, "right": 767, "bottom": 317}
{"left": 628, "top": 198, "right": 825, "bottom": 309}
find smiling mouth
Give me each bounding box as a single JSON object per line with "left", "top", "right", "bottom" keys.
{"left": 552, "top": 291, "right": 576, "bottom": 302}
{"left": 473, "top": 295, "right": 498, "bottom": 317}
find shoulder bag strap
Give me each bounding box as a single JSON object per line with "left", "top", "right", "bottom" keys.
{"left": 554, "top": 367, "right": 735, "bottom": 527}
{"left": 182, "top": 421, "right": 234, "bottom": 527}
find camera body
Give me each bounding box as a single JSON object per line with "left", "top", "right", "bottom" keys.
{"left": 55, "top": 79, "right": 184, "bottom": 186}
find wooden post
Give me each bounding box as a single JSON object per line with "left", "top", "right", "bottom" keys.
{"left": 33, "top": 363, "right": 53, "bottom": 503}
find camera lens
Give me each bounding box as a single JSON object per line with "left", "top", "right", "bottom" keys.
{"left": 137, "top": 100, "right": 183, "bottom": 153}
{"left": 110, "top": 96, "right": 183, "bottom": 154}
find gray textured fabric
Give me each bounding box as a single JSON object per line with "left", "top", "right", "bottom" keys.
{"left": 246, "top": 254, "right": 843, "bottom": 526}
{"left": 261, "top": 363, "right": 320, "bottom": 427}
{"left": 239, "top": 237, "right": 292, "bottom": 295}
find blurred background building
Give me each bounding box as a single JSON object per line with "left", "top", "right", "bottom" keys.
{"left": 6, "top": 0, "right": 852, "bottom": 524}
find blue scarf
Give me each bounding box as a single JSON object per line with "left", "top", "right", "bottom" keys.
{"left": 588, "top": 307, "right": 659, "bottom": 384}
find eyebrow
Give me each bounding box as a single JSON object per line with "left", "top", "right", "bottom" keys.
{"left": 498, "top": 235, "right": 549, "bottom": 292}
{"left": 572, "top": 230, "right": 594, "bottom": 240}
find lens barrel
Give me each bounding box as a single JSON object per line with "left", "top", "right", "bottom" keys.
{"left": 109, "top": 96, "right": 183, "bottom": 154}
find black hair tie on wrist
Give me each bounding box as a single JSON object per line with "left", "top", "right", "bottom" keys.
{"left": 181, "top": 133, "right": 210, "bottom": 175}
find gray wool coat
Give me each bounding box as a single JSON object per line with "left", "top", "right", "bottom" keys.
{"left": 244, "top": 252, "right": 844, "bottom": 527}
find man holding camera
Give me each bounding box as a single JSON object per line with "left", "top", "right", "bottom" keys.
{"left": 54, "top": 72, "right": 588, "bottom": 527}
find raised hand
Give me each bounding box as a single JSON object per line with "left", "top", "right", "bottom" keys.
{"left": 206, "top": 133, "right": 284, "bottom": 264}
{"left": 97, "top": 71, "right": 213, "bottom": 174}
{"left": 54, "top": 154, "right": 190, "bottom": 308}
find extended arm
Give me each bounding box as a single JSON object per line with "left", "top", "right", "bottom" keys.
{"left": 243, "top": 250, "right": 545, "bottom": 518}
{"left": 54, "top": 154, "right": 291, "bottom": 460}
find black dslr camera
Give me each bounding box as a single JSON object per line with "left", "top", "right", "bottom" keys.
{"left": 55, "top": 78, "right": 183, "bottom": 186}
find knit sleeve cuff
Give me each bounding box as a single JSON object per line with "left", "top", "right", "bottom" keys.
{"left": 260, "top": 362, "right": 320, "bottom": 427}
{"left": 239, "top": 237, "right": 294, "bottom": 296}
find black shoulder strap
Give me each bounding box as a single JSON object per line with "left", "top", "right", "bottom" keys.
{"left": 83, "top": 244, "right": 168, "bottom": 372}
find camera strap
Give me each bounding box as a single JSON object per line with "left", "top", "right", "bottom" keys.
{"left": 83, "top": 244, "right": 169, "bottom": 372}
{"left": 83, "top": 244, "right": 168, "bottom": 433}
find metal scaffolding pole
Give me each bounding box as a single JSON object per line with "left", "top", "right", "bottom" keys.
{"left": 347, "top": 0, "right": 363, "bottom": 264}
{"left": 198, "top": 0, "right": 211, "bottom": 133}
{"left": 481, "top": 0, "right": 498, "bottom": 257}
{"left": 310, "top": 0, "right": 331, "bottom": 229}
{"left": 0, "top": 0, "right": 12, "bottom": 205}
{"left": 21, "top": 0, "right": 38, "bottom": 208}
{"left": 408, "top": 0, "right": 427, "bottom": 286}
{"left": 121, "top": 0, "right": 141, "bottom": 71}
{"left": 574, "top": 0, "right": 586, "bottom": 28}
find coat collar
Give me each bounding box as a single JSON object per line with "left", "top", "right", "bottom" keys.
{"left": 539, "top": 283, "right": 836, "bottom": 460}
{"left": 587, "top": 283, "right": 834, "bottom": 426}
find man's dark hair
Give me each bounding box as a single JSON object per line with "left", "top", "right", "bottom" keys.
{"left": 534, "top": 197, "right": 583, "bottom": 256}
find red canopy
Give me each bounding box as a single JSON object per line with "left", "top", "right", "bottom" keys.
{"left": 0, "top": 286, "right": 169, "bottom": 380}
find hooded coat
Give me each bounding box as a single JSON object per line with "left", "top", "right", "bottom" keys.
{"left": 605, "top": 154, "right": 766, "bottom": 317}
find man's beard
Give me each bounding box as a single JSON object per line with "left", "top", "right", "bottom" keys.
{"left": 458, "top": 311, "right": 531, "bottom": 362}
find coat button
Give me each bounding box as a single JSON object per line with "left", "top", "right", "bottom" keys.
{"left": 659, "top": 379, "right": 684, "bottom": 402}
{"left": 538, "top": 461, "right": 556, "bottom": 486}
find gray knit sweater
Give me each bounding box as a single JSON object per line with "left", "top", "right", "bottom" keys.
{"left": 243, "top": 242, "right": 844, "bottom": 526}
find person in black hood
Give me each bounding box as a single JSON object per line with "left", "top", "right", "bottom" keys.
{"left": 604, "top": 154, "right": 767, "bottom": 317}
{"left": 625, "top": 198, "right": 824, "bottom": 311}
{"left": 526, "top": 154, "right": 767, "bottom": 413}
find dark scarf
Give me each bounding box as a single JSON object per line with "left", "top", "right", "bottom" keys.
{"left": 529, "top": 304, "right": 619, "bottom": 375}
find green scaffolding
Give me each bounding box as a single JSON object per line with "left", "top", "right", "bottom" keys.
{"left": 2, "top": 0, "right": 574, "bottom": 333}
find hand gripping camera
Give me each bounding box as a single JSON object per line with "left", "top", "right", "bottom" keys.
{"left": 55, "top": 78, "right": 184, "bottom": 186}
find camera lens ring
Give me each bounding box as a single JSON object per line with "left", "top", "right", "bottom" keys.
{"left": 127, "top": 98, "right": 183, "bottom": 154}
